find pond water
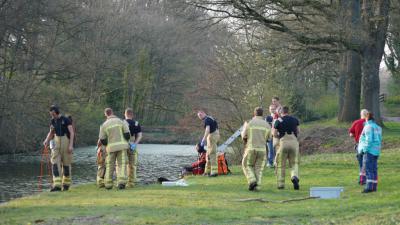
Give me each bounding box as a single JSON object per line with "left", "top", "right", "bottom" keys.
{"left": 0, "top": 144, "right": 197, "bottom": 203}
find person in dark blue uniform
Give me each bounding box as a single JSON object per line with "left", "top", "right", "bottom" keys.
{"left": 43, "top": 105, "right": 75, "bottom": 192}
{"left": 273, "top": 106, "right": 300, "bottom": 190}
{"left": 124, "top": 108, "right": 143, "bottom": 188}
{"left": 197, "top": 110, "right": 220, "bottom": 177}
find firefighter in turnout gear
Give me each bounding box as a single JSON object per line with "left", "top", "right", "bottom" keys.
{"left": 98, "top": 108, "right": 130, "bottom": 190}
{"left": 124, "top": 108, "right": 143, "bottom": 188}
{"left": 43, "top": 105, "right": 75, "bottom": 192}
{"left": 241, "top": 107, "right": 271, "bottom": 191}
{"left": 273, "top": 106, "right": 300, "bottom": 190}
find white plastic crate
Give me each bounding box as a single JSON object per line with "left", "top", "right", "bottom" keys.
{"left": 310, "top": 187, "right": 344, "bottom": 199}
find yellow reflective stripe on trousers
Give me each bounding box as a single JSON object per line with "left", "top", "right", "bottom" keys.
{"left": 248, "top": 126, "right": 268, "bottom": 150}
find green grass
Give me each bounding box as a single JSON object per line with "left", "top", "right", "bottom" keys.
{"left": 1, "top": 149, "right": 400, "bottom": 225}
{"left": 301, "top": 118, "right": 351, "bottom": 129}
{"left": 384, "top": 103, "right": 400, "bottom": 117}
{"left": 384, "top": 95, "right": 400, "bottom": 117}
{"left": 382, "top": 122, "right": 400, "bottom": 148}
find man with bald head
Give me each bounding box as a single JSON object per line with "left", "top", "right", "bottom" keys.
{"left": 197, "top": 110, "right": 220, "bottom": 177}
{"left": 98, "top": 108, "right": 130, "bottom": 189}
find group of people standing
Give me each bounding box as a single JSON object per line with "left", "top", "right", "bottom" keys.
{"left": 42, "top": 99, "right": 380, "bottom": 194}
{"left": 42, "top": 97, "right": 301, "bottom": 192}
{"left": 43, "top": 106, "right": 142, "bottom": 191}
{"left": 240, "top": 97, "right": 300, "bottom": 191}
{"left": 195, "top": 97, "right": 300, "bottom": 191}
{"left": 96, "top": 108, "right": 142, "bottom": 189}
{"left": 349, "top": 109, "right": 382, "bottom": 193}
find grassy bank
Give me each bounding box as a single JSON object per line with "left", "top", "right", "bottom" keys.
{"left": 1, "top": 148, "right": 400, "bottom": 225}
{"left": 298, "top": 119, "right": 400, "bottom": 154}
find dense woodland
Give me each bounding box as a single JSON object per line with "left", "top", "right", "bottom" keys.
{"left": 1, "top": 0, "right": 399, "bottom": 154}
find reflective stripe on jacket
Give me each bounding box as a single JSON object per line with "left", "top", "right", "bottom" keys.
{"left": 241, "top": 116, "right": 271, "bottom": 151}
{"left": 99, "top": 116, "right": 130, "bottom": 152}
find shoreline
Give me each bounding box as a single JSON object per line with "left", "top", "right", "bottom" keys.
{"left": 2, "top": 149, "right": 400, "bottom": 224}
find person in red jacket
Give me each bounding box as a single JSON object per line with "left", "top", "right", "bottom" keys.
{"left": 181, "top": 143, "right": 207, "bottom": 176}
{"left": 349, "top": 109, "right": 369, "bottom": 185}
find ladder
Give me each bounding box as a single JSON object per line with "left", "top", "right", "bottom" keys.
{"left": 217, "top": 126, "right": 243, "bottom": 152}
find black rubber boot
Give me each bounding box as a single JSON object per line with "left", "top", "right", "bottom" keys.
{"left": 291, "top": 176, "right": 300, "bottom": 190}
{"left": 118, "top": 184, "right": 126, "bottom": 190}
{"left": 50, "top": 186, "right": 62, "bottom": 192}
{"left": 249, "top": 182, "right": 258, "bottom": 191}
{"left": 62, "top": 185, "right": 70, "bottom": 191}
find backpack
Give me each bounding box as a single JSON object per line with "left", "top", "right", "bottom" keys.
{"left": 217, "top": 152, "right": 231, "bottom": 175}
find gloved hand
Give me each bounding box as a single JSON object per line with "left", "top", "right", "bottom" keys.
{"left": 200, "top": 140, "right": 205, "bottom": 147}
{"left": 129, "top": 143, "right": 137, "bottom": 152}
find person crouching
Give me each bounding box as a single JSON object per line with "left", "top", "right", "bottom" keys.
{"left": 182, "top": 143, "right": 207, "bottom": 176}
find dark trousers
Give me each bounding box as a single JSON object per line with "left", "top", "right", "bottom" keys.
{"left": 267, "top": 140, "right": 275, "bottom": 165}
{"left": 364, "top": 153, "right": 379, "bottom": 191}
{"left": 355, "top": 144, "right": 366, "bottom": 185}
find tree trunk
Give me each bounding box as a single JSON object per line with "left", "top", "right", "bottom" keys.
{"left": 362, "top": 51, "right": 382, "bottom": 124}
{"left": 338, "top": 0, "right": 362, "bottom": 122}
{"left": 338, "top": 53, "right": 347, "bottom": 118}
{"left": 339, "top": 50, "right": 362, "bottom": 122}
{"left": 360, "top": 0, "right": 390, "bottom": 125}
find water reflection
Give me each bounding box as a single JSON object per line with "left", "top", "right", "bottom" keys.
{"left": 0, "top": 144, "right": 196, "bottom": 203}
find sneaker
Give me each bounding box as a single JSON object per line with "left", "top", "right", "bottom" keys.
{"left": 249, "top": 182, "right": 257, "bottom": 191}
{"left": 291, "top": 176, "right": 300, "bottom": 190}
{"left": 50, "top": 186, "right": 62, "bottom": 192}
{"left": 362, "top": 189, "right": 374, "bottom": 193}
{"left": 118, "top": 184, "right": 126, "bottom": 190}
{"left": 62, "top": 185, "right": 70, "bottom": 191}
{"left": 266, "top": 163, "right": 272, "bottom": 168}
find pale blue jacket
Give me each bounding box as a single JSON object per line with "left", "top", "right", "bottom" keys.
{"left": 357, "top": 120, "right": 382, "bottom": 156}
